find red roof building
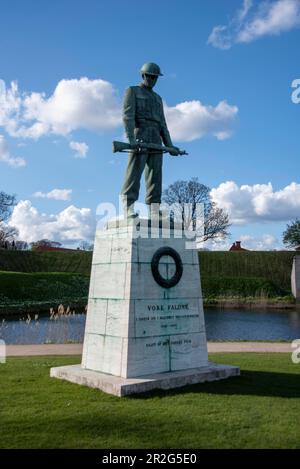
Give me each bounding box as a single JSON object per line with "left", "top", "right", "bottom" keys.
{"left": 229, "top": 241, "right": 249, "bottom": 252}
{"left": 33, "top": 246, "right": 80, "bottom": 252}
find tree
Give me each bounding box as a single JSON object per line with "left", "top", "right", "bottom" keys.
{"left": 162, "top": 178, "right": 230, "bottom": 242}
{"left": 0, "top": 191, "right": 16, "bottom": 223}
{"left": 78, "top": 240, "right": 94, "bottom": 251}
{"left": 0, "top": 191, "right": 19, "bottom": 249}
{"left": 283, "top": 219, "right": 300, "bottom": 250}
{"left": 30, "top": 239, "right": 62, "bottom": 250}
{"left": 15, "top": 240, "right": 29, "bottom": 250}
{"left": 0, "top": 224, "right": 19, "bottom": 249}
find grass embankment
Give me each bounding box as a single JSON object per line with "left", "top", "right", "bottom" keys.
{"left": 0, "top": 272, "right": 89, "bottom": 314}
{"left": 0, "top": 250, "right": 297, "bottom": 311}
{"left": 0, "top": 250, "right": 92, "bottom": 275}
{"left": 199, "top": 251, "right": 296, "bottom": 307}
{"left": 0, "top": 251, "right": 91, "bottom": 314}
{"left": 0, "top": 353, "right": 299, "bottom": 448}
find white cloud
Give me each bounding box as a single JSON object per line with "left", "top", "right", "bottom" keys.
{"left": 238, "top": 0, "right": 254, "bottom": 21}
{"left": 165, "top": 100, "right": 238, "bottom": 142}
{"left": 239, "top": 234, "right": 282, "bottom": 250}
{"left": 239, "top": 0, "right": 300, "bottom": 42}
{"left": 0, "top": 79, "right": 6, "bottom": 98}
{"left": 208, "top": 0, "right": 300, "bottom": 49}
{"left": 0, "top": 134, "right": 26, "bottom": 168}
{"left": 69, "top": 140, "right": 89, "bottom": 158}
{"left": 0, "top": 79, "right": 238, "bottom": 143}
{"left": 9, "top": 200, "right": 95, "bottom": 244}
{"left": 0, "top": 78, "right": 122, "bottom": 139}
{"left": 204, "top": 233, "right": 282, "bottom": 250}
{"left": 210, "top": 181, "right": 300, "bottom": 224}
{"left": 32, "top": 189, "right": 72, "bottom": 201}
{"left": 0, "top": 81, "right": 21, "bottom": 132}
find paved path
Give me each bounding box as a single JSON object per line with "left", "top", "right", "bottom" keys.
{"left": 5, "top": 342, "right": 292, "bottom": 357}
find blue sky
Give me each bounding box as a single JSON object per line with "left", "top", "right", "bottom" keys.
{"left": 0, "top": 0, "right": 300, "bottom": 249}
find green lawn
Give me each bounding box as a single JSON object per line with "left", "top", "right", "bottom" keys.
{"left": 1, "top": 353, "right": 300, "bottom": 448}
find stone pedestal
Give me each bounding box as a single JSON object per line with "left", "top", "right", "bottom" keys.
{"left": 291, "top": 256, "right": 300, "bottom": 301}
{"left": 51, "top": 218, "right": 239, "bottom": 395}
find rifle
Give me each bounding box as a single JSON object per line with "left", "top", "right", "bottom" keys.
{"left": 112, "top": 140, "right": 188, "bottom": 156}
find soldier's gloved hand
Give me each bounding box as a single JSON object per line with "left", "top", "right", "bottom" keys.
{"left": 169, "top": 146, "right": 180, "bottom": 156}
{"left": 129, "top": 137, "right": 138, "bottom": 147}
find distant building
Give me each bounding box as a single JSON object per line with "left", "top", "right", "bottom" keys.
{"left": 33, "top": 246, "right": 79, "bottom": 253}
{"left": 229, "top": 241, "right": 249, "bottom": 252}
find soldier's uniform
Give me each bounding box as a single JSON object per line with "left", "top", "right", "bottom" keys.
{"left": 121, "top": 83, "right": 173, "bottom": 206}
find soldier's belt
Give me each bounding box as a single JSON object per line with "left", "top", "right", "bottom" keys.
{"left": 136, "top": 119, "right": 161, "bottom": 127}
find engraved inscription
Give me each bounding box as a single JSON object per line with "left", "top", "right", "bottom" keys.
{"left": 135, "top": 299, "right": 202, "bottom": 337}
{"left": 145, "top": 338, "right": 192, "bottom": 348}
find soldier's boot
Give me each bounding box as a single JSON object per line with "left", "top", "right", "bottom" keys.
{"left": 147, "top": 203, "right": 166, "bottom": 221}
{"left": 124, "top": 201, "right": 139, "bottom": 219}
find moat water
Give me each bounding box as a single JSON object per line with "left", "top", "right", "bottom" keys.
{"left": 1, "top": 308, "right": 300, "bottom": 344}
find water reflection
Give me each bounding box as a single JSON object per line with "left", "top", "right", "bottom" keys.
{"left": 204, "top": 308, "right": 300, "bottom": 341}
{"left": 0, "top": 313, "right": 86, "bottom": 344}
{"left": 0, "top": 308, "right": 300, "bottom": 344}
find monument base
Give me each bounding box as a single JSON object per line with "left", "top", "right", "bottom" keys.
{"left": 50, "top": 362, "right": 240, "bottom": 397}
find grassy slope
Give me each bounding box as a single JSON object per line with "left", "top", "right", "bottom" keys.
{"left": 202, "top": 276, "right": 288, "bottom": 299}
{"left": 199, "top": 251, "right": 295, "bottom": 292}
{"left": 0, "top": 250, "right": 296, "bottom": 304}
{"left": 0, "top": 252, "right": 91, "bottom": 311}
{"left": 0, "top": 250, "right": 295, "bottom": 287}
{"left": 0, "top": 250, "right": 92, "bottom": 275}
{"left": 0, "top": 272, "right": 89, "bottom": 312}
{"left": 0, "top": 353, "right": 299, "bottom": 448}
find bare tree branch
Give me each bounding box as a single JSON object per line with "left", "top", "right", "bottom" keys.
{"left": 0, "top": 224, "right": 19, "bottom": 247}
{"left": 162, "top": 178, "right": 231, "bottom": 243}
{"left": 0, "top": 191, "right": 16, "bottom": 223}
{"left": 30, "top": 239, "right": 62, "bottom": 250}
{"left": 283, "top": 219, "right": 300, "bottom": 250}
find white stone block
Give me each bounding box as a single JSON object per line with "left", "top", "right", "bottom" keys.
{"left": 158, "top": 255, "right": 176, "bottom": 279}
{"left": 81, "top": 337, "right": 89, "bottom": 367}
{"left": 105, "top": 299, "right": 134, "bottom": 337}
{"left": 110, "top": 237, "right": 135, "bottom": 263}
{"left": 83, "top": 333, "right": 123, "bottom": 376}
{"left": 128, "top": 262, "right": 201, "bottom": 300}
{"left": 92, "top": 237, "right": 112, "bottom": 264}
{"left": 125, "top": 336, "right": 170, "bottom": 377}
{"left": 87, "top": 268, "right": 96, "bottom": 298}
{"left": 170, "top": 332, "right": 208, "bottom": 370}
{"left": 92, "top": 263, "right": 127, "bottom": 299}
{"left": 85, "top": 298, "right": 107, "bottom": 335}
{"left": 136, "top": 236, "right": 195, "bottom": 265}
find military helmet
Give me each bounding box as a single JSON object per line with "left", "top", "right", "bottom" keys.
{"left": 140, "top": 62, "right": 163, "bottom": 76}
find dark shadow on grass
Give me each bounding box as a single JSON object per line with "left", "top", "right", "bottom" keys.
{"left": 127, "top": 370, "right": 300, "bottom": 400}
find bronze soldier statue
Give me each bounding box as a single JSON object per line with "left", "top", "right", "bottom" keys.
{"left": 121, "top": 62, "right": 180, "bottom": 218}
